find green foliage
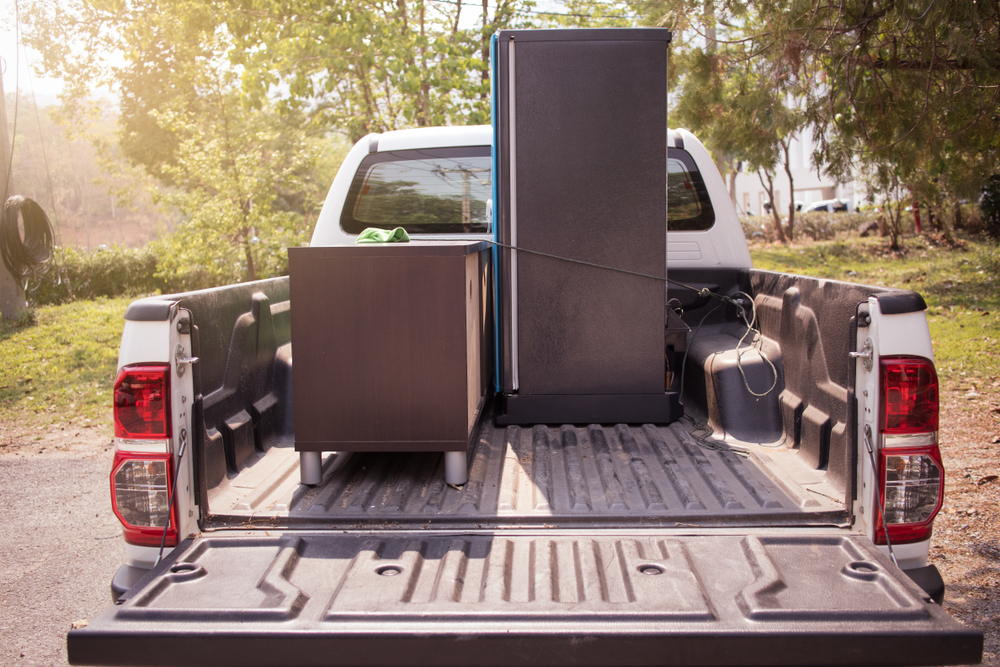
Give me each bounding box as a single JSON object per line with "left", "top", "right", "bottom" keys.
{"left": 0, "top": 296, "right": 131, "bottom": 429}
{"left": 228, "top": 0, "right": 539, "bottom": 141}
{"left": 975, "top": 241, "right": 1000, "bottom": 274}
{"left": 30, "top": 245, "right": 164, "bottom": 306}
{"left": 638, "top": 0, "right": 1000, "bottom": 245}
{"left": 4, "top": 94, "right": 175, "bottom": 247}
{"left": 642, "top": 0, "right": 812, "bottom": 243}
{"left": 148, "top": 67, "right": 319, "bottom": 288}
{"left": 0, "top": 308, "right": 38, "bottom": 332}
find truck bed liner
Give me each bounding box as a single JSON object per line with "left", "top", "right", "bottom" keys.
{"left": 206, "top": 406, "right": 845, "bottom": 530}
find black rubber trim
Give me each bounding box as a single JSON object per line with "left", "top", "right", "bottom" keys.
{"left": 904, "top": 564, "right": 946, "bottom": 605}
{"left": 499, "top": 28, "right": 672, "bottom": 43}
{"left": 116, "top": 537, "right": 194, "bottom": 604}
{"left": 675, "top": 132, "right": 685, "bottom": 151}
{"left": 876, "top": 291, "right": 927, "bottom": 314}
{"left": 496, "top": 392, "right": 682, "bottom": 425}
{"left": 368, "top": 134, "right": 380, "bottom": 153}
{"left": 110, "top": 564, "right": 150, "bottom": 604}
{"left": 124, "top": 299, "right": 178, "bottom": 322}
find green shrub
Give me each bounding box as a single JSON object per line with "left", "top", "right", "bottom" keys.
{"left": 30, "top": 245, "right": 167, "bottom": 306}
{"left": 976, "top": 241, "right": 1000, "bottom": 275}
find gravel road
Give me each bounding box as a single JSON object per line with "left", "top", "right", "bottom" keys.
{"left": 0, "top": 429, "right": 122, "bottom": 667}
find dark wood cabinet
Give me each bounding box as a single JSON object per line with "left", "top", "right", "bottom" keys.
{"left": 289, "top": 241, "right": 491, "bottom": 469}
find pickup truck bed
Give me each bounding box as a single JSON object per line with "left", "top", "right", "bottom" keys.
{"left": 206, "top": 402, "right": 844, "bottom": 531}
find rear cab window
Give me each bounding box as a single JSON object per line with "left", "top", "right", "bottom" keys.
{"left": 668, "top": 149, "right": 715, "bottom": 231}
{"left": 341, "top": 147, "right": 492, "bottom": 235}
{"left": 341, "top": 145, "right": 712, "bottom": 235}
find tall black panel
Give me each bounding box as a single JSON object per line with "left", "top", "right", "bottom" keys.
{"left": 495, "top": 29, "right": 675, "bottom": 424}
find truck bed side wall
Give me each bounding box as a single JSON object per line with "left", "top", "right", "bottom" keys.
{"left": 743, "top": 269, "right": 925, "bottom": 495}
{"left": 175, "top": 278, "right": 293, "bottom": 507}
{"left": 669, "top": 268, "right": 926, "bottom": 500}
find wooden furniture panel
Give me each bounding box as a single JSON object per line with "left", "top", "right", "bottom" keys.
{"left": 289, "top": 242, "right": 489, "bottom": 453}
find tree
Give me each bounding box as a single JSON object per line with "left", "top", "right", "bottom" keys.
{"left": 803, "top": 0, "right": 1000, "bottom": 245}
{"left": 225, "top": 0, "right": 539, "bottom": 142}
{"left": 645, "top": 0, "right": 813, "bottom": 243}
{"left": 4, "top": 93, "right": 174, "bottom": 250}
{"left": 639, "top": 0, "right": 1000, "bottom": 247}
{"left": 151, "top": 64, "right": 320, "bottom": 288}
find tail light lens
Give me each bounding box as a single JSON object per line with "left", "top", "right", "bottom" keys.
{"left": 875, "top": 356, "right": 943, "bottom": 545}
{"left": 880, "top": 356, "right": 938, "bottom": 433}
{"left": 112, "top": 363, "right": 176, "bottom": 547}
{"left": 114, "top": 365, "right": 171, "bottom": 439}
{"left": 874, "top": 446, "right": 944, "bottom": 545}
{"left": 111, "top": 452, "right": 178, "bottom": 547}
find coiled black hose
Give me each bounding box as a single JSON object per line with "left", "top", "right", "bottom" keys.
{"left": 1, "top": 196, "right": 54, "bottom": 284}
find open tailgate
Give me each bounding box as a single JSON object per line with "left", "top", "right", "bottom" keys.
{"left": 69, "top": 532, "right": 982, "bottom": 667}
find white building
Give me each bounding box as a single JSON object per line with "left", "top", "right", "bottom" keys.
{"left": 729, "top": 124, "right": 865, "bottom": 217}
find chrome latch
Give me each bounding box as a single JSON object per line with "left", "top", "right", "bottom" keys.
{"left": 175, "top": 344, "right": 199, "bottom": 376}
{"left": 849, "top": 338, "right": 874, "bottom": 371}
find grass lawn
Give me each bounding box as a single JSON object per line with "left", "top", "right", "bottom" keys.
{"left": 0, "top": 296, "right": 132, "bottom": 434}
{"left": 751, "top": 235, "right": 1000, "bottom": 386}
{"left": 2, "top": 235, "right": 997, "bottom": 436}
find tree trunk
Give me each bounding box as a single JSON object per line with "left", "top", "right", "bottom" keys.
{"left": 759, "top": 169, "right": 787, "bottom": 244}
{"left": 480, "top": 0, "right": 490, "bottom": 102}
{"left": 782, "top": 140, "right": 795, "bottom": 242}
{"left": 243, "top": 230, "right": 257, "bottom": 282}
{"left": 728, "top": 164, "right": 737, "bottom": 207}
{"left": 420, "top": 1, "right": 429, "bottom": 126}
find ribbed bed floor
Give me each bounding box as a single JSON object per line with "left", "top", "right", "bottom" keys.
{"left": 206, "top": 410, "right": 847, "bottom": 530}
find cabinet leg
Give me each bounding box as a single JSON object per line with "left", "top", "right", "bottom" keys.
{"left": 445, "top": 451, "right": 468, "bottom": 486}
{"left": 300, "top": 451, "right": 323, "bottom": 486}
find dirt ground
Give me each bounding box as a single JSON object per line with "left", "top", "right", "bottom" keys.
{"left": 0, "top": 382, "right": 996, "bottom": 667}
{"left": 930, "top": 380, "right": 1000, "bottom": 666}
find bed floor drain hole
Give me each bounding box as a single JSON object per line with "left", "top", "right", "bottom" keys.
{"left": 170, "top": 563, "right": 198, "bottom": 573}
{"left": 639, "top": 565, "right": 664, "bottom": 576}
{"left": 377, "top": 565, "right": 403, "bottom": 577}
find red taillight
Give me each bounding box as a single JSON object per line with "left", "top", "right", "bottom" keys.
{"left": 112, "top": 363, "right": 176, "bottom": 546}
{"left": 875, "top": 356, "right": 943, "bottom": 545}
{"left": 874, "top": 446, "right": 944, "bottom": 545}
{"left": 114, "top": 364, "right": 171, "bottom": 439}
{"left": 110, "top": 451, "right": 178, "bottom": 547}
{"left": 880, "top": 356, "right": 938, "bottom": 433}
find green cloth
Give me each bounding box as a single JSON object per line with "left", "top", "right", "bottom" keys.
{"left": 355, "top": 227, "right": 410, "bottom": 244}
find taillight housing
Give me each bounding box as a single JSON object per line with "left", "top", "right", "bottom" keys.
{"left": 111, "top": 363, "right": 176, "bottom": 547}
{"left": 111, "top": 451, "right": 178, "bottom": 547}
{"left": 114, "top": 365, "right": 171, "bottom": 439}
{"left": 875, "top": 356, "right": 943, "bottom": 545}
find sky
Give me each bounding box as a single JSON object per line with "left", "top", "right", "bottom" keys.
{"left": 1, "top": 0, "right": 64, "bottom": 106}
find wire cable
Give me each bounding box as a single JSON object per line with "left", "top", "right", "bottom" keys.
{"left": 483, "top": 239, "right": 777, "bottom": 455}
{"left": 2, "top": 0, "right": 21, "bottom": 208}
{"left": 863, "top": 424, "right": 898, "bottom": 567}
{"left": 155, "top": 428, "right": 189, "bottom": 566}
{"left": 25, "top": 53, "right": 62, "bottom": 247}
{"left": 1, "top": 195, "right": 55, "bottom": 285}
{"left": 731, "top": 291, "right": 779, "bottom": 398}
{"left": 483, "top": 238, "right": 739, "bottom": 306}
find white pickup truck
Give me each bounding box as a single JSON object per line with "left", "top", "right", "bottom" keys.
{"left": 70, "top": 122, "right": 983, "bottom": 667}
{"left": 70, "top": 30, "right": 982, "bottom": 666}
